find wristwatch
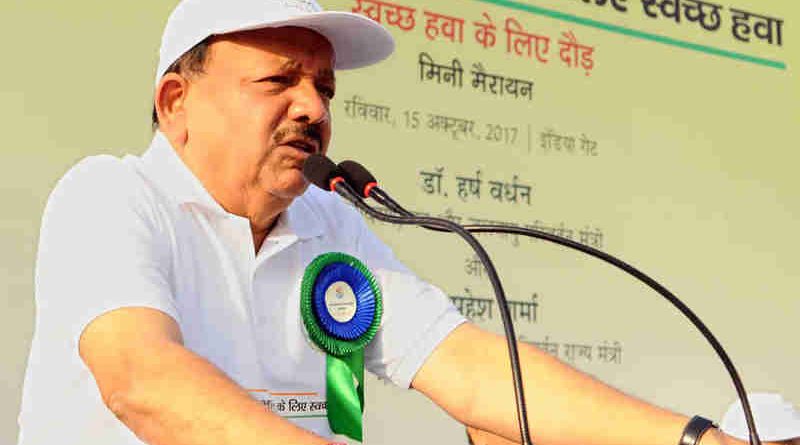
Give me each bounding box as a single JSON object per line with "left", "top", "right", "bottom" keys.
{"left": 679, "top": 415, "right": 718, "bottom": 445}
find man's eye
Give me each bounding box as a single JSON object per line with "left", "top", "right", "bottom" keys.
{"left": 259, "top": 75, "right": 293, "bottom": 85}
{"left": 318, "top": 86, "right": 336, "bottom": 100}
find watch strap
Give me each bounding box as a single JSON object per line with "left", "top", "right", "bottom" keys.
{"left": 679, "top": 415, "right": 718, "bottom": 445}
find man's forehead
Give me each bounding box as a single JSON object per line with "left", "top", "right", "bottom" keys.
{"left": 211, "top": 27, "right": 335, "bottom": 69}
{"left": 278, "top": 59, "right": 335, "bottom": 80}
{"left": 223, "top": 27, "right": 333, "bottom": 54}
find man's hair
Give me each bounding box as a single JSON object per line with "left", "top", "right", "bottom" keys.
{"left": 151, "top": 37, "right": 212, "bottom": 130}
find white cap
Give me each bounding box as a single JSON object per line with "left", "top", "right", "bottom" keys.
{"left": 720, "top": 393, "right": 800, "bottom": 441}
{"left": 156, "top": 0, "right": 395, "bottom": 82}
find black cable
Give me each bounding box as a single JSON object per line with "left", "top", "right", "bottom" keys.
{"left": 332, "top": 181, "right": 535, "bottom": 445}
{"left": 337, "top": 159, "right": 761, "bottom": 444}
{"left": 369, "top": 187, "right": 762, "bottom": 445}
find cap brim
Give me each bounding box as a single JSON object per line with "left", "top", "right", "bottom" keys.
{"left": 226, "top": 11, "right": 395, "bottom": 70}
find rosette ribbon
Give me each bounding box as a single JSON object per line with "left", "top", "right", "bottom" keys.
{"left": 301, "top": 252, "right": 382, "bottom": 442}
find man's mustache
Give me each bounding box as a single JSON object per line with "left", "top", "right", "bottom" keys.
{"left": 273, "top": 124, "right": 323, "bottom": 149}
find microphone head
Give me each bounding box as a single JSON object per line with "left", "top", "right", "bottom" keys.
{"left": 338, "top": 160, "right": 377, "bottom": 197}
{"left": 302, "top": 154, "right": 341, "bottom": 191}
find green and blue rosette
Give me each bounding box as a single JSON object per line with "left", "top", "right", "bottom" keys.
{"left": 300, "top": 252, "right": 382, "bottom": 442}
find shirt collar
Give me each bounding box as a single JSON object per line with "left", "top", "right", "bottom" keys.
{"left": 140, "top": 131, "right": 323, "bottom": 240}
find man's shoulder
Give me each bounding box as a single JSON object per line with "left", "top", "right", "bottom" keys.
{"left": 55, "top": 153, "right": 143, "bottom": 195}
{"left": 45, "top": 153, "right": 155, "bottom": 217}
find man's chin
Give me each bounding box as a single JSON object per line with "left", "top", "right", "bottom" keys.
{"left": 266, "top": 180, "right": 311, "bottom": 201}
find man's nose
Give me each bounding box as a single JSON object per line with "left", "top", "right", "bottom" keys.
{"left": 287, "top": 81, "right": 329, "bottom": 125}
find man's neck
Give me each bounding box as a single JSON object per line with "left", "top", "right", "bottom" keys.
{"left": 251, "top": 215, "right": 282, "bottom": 254}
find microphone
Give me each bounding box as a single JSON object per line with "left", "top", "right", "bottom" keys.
{"left": 337, "top": 160, "right": 410, "bottom": 217}
{"left": 303, "top": 154, "right": 536, "bottom": 445}
{"left": 337, "top": 160, "right": 377, "bottom": 198}
{"left": 336, "top": 159, "right": 763, "bottom": 445}
{"left": 302, "top": 153, "right": 345, "bottom": 192}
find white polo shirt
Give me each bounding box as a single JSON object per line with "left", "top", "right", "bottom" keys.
{"left": 18, "top": 132, "right": 465, "bottom": 444}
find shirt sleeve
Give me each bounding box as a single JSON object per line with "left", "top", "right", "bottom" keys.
{"left": 35, "top": 155, "right": 179, "bottom": 367}
{"left": 352, "top": 211, "right": 467, "bottom": 389}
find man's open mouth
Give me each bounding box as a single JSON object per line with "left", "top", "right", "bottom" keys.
{"left": 284, "top": 139, "right": 318, "bottom": 154}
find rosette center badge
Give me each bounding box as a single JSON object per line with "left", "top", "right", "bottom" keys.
{"left": 325, "top": 281, "right": 358, "bottom": 323}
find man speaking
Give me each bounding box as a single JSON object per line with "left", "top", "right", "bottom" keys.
{"left": 17, "top": 1, "right": 756, "bottom": 444}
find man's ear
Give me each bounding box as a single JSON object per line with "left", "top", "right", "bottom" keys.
{"left": 154, "top": 73, "right": 190, "bottom": 146}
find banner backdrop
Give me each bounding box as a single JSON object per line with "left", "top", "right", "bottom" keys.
{"left": 319, "top": 0, "right": 798, "bottom": 443}
{"left": 1, "top": 1, "right": 797, "bottom": 444}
